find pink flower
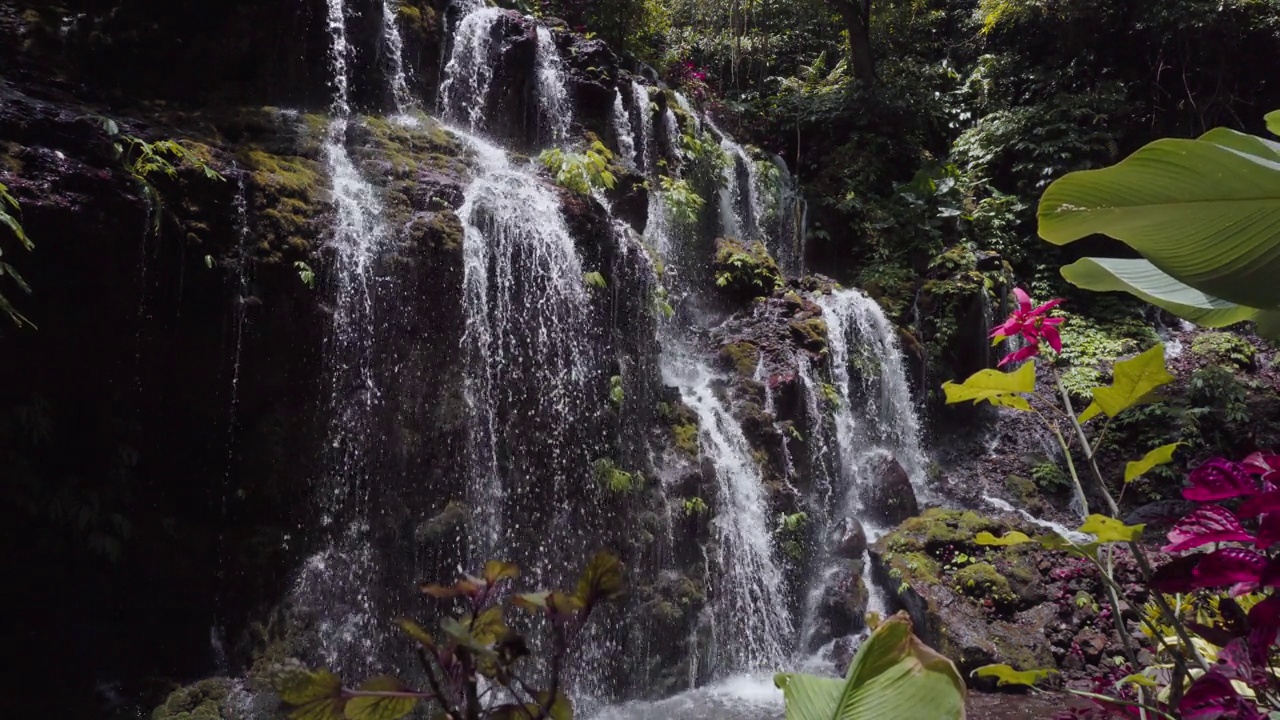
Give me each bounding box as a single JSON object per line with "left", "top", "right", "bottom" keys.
{"left": 990, "top": 288, "right": 1063, "bottom": 366}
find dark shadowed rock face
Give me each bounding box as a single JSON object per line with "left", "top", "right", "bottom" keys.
{"left": 858, "top": 454, "right": 920, "bottom": 526}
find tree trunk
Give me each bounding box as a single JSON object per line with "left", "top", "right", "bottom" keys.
{"left": 834, "top": 0, "right": 876, "bottom": 85}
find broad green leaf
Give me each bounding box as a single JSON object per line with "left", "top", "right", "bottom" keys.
{"left": 1090, "top": 345, "right": 1173, "bottom": 418}
{"left": 575, "top": 552, "right": 625, "bottom": 607}
{"left": 1039, "top": 132, "right": 1280, "bottom": 310}
{"left": 491, "top": 693, "right": 573, "bottom": 720}
{"left": 468, "top": 606, "right": 507, "bottom": 645}
{"left": 1060, "top": 258, "right": 1270, "bottom": 331}
{"left": 547, "top": 591, "right": 585, "bottom": 616}
{"left": 972, "top": 664, "right": 1058, "bottom": 687}
{"left": 483, "top": 560, "right": 519, "bottom": 584}
{"left": 974, "top": 531, "right": 1033, "bottom": 546}
{"left": 345, "top": 677, "right": 418, "bottom": 720}
{"left": 277, "top": 668, "right": 342, "bottom": 705}
{"left": 1267, "top": 110, "right": 1280, "bottom": 138}
{"left": 1124, "top": 443, "right": 1182, "bottom": 483}
{"left": 775, "top": 612, "right": 965, "bottom": 720}
{"left": 1078, "top": 514, "right": 1145, "bottom": 544}
{"left": 1077, "top": 401, "right": 1102, "bottom": 424}
{"left": 941, "top": 362, "right": 1035, "bottom": 411}
{"left": 1039, "top": 533, "right": 1100, "bottom": 559}
{"left": 394, "top": 618, "right": 434, "bottom": 648}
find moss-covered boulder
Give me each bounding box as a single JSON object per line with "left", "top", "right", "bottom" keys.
{"left": 870, "top": 509, "right": 1056, "bottom": 684}
{"left": 152, "top": 678, "right": 246, "bottom": 720}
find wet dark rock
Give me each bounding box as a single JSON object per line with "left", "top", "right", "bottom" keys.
{"left": 416, "top": 501, "right": 469, "bottom": 544}
{"left": 831, "top": 517, "right": 868, "bottom": 560}
{"left": 808, "top": 565, "right": 870, "bottom": 651}
{"left": 858, "top": 454, "right": 919, "bottom": 526}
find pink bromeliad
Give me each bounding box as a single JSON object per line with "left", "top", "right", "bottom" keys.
{"left": 990, "top": 288, "right": 1064, "bottom": 366}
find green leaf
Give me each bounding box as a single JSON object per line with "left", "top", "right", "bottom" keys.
{"left": 775, "top": 612, "right": 965, "bottom": 720}
{"left": 513, "top": 591, "right": 551, "bottom": 612}
{"left": 1124, "top": 443, "right": 1182, "bottom": 484}
{"left": 583, "top": 271, "right": 607, "bottom": 290}
{"left": 974, "top": 531, "right": 1033, "bottom": 546}
{"left": 1039, "top": 129, "right": 1280, "bottom": 310}
{"left": 491, "top": 693, "right": 573, "bottom": 720}
{"left": 941, "top": 361, "right": 1035, "bottom": 411}
{"left": 1060, "top": 258, "right": 1269, "bottom": 331}
{"left": 468, "top": 605, "right": 507, "bottom": 645}
{"left": 291, "top": 699, "right": 346, "bottom": 720}
{"left": 345, "top": 677, "right": 419, "bottom": 720}
{"left": 277, "top": 668, "right": 343, "bottom": 705}
{"left": 972, "top": 664, "right": 1058, "bottom": 687}
{"left": 482, "top": 560, "right": 519, "bottom": 585}
{"left": 1267, "top": 109, "right": 1280, "bottom": 138}
{"left": 1089, "top": 345, "right": 1173, "bottom": 418}
{"left": 1118, "top": 673, "right": 1159, "bottom": 689}
{"left": 575, "top": 552, "right": 625, "bottom": 607}
{"left": 1078, "top": 514, "right": 1145, "bottom": 544}
{"left": 1077, "top": 401, "right": 1102, "bottom": 424}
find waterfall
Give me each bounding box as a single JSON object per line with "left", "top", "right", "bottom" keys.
{"left": 452, "top": 129, "right": 601, "bottom": 581}
{"left": 631, "top": 81, "right": 653, "bottom": 173}
{"left": 769, "top": 155, "right": 806, "bottom": 277}
{"left": 612, "top": 89, "right": 638, "bottom": 170}
{"left": 438, "top": 7, "right": 503, "bottom": 131}
{"left": 380, "top": 0, "right": 414, "bottom": 113}
{"left": 661, "top": 350, "right": 793, "bottom": 674}
{"left": 708, "top": 121, "right": 763, "bottom": 244}
{"left": 535, "top": 26, "right": 573, "bottom": 144}
{"left": 818, "top": 288, "right": 926, "bottom": 485}
{"left": 290, "top": 0, "right": 396, "bottom": 677}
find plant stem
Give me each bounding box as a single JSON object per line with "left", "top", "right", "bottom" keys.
{"left": 1049, "top": 423, "right": 1091, "bottom": 517}
{"left": 1052, "top": 368, "right": 1120, "bottom": 515}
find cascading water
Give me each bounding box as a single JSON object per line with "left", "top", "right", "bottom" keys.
{"left": 291, "top": 0, "right": 396, "bottom": 676}
{"left": 535, "top": 26, "right": 573, "bottom": 144}
{"left": 661, "top": 350, "right": 794, "bottom": 674}
{"left": 612, "top": 89, "right": 639, "bottom": 170}
{"left": 707, "top": 119, "right": 763, "bottom": 244}
{"left": 380, "top": 0, "right": 414, "bottom": 113}
{"left": 437, "top": 7, "right": 502, "bottom": 132}
{"left": 631, "top": 81, "right": 653, "bottom": 173}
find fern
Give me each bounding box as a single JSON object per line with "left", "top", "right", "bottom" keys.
{"left": 540, "top": 141, "right": 618, "bottom": 195}
{"left": 0, "top": 182, "right": 35, "bottom": 328}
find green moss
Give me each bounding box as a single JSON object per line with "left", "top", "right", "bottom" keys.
{"left": 720, "top": 341, "right": 761, "bottom": 376}
{"left": 1004, "top": 474, "right": 1044, "bottom": 513}
{"left": 893, "top": 508, "right": 1003, "bottom": 551}
{"left": 1191, "top": 331, "right": 1256, "bottom": 369}
{"left": 954, "top": 562, "right": 1012, "bottom": 601}
{"left": 245, "top": 150, "right": 320, "bottom": 194}
{"left": 789, "top": 317, "right": 829, "bottom": 355}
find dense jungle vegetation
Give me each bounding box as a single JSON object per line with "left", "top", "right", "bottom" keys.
{"left": 3, "top": 0, "right": 1280, "bottom": 718}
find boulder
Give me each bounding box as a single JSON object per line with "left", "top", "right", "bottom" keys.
{"left": 830, "top": 517, "right": 868, "bottom": 559}
{"left": 808, "top": 567, "right": 870, "bottom": 651}
{"left": 858, "top": 454, "right": 919, "bottom": 526}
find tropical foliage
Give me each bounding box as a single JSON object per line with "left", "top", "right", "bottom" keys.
{"left": 275, "top": 553, "right": 624, "bottom": 720}
{"left": 1041, "top": 110, "right": 1280, "bottom": 337}
{"left": 0, "top": 182, "right": 34, "bottom": 328}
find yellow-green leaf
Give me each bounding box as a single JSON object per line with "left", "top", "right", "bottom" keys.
{"left": 291, "top": 699, "right": 346, "bottom": 720}
{"left": 1118, "top": 673, "right": 1159, "bottom": 688}
{"left": 513, "top": 591, "right": 550, "bottom": 612}
{"left": 975, "top": 531, "right": 1033, "bottom": 547}
{"left": 941, "top": 362, "right": 1035, "bottom": 410}
{"left": 575, "top": 552, "right": 625, "bottom": 606}
{"left": 277, "top": 668, "right": 343, "bottom": 705}
{"left": 1124, "top": 443, "right": 1182, "bottom": 483}
{"left": 1090, "top": 345, "right": 1173, "bottom": 418}
{"left": 1078, "top": 514, "right": 1145, "bottom": 544}
{"left": 1267, "top": 109, "right": 1280, "bottom": 138}
{"left": 483, "top": 560, "right": 519, "bottom": 584}
{"left": 345, "top": 677, "right": 419, "bottom": 720}
{"left": 395, "top": 618, "right": 434, "bottom": 647}
{"left": 1077, "top": 400, "right": 1102, "bottom": 424}
{"left": 972, "top": 664, "right": 1058, "bottom": 687}
{"left": 469, "top": 606, "right": 508, "bottom": 646}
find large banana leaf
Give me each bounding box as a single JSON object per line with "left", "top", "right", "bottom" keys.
{"left": 774, "top": 612, "right": 965, "bottom": 720}
{"left": 1039, "top": 119, "right": 1280, "bottom": 312}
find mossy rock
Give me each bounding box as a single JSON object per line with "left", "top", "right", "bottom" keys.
{"left": 1191, "top": 331, "right": 1256, "bottom": 370}
{"left": 719, "top": 340, "right": 761, "bottom": 376}
{"left": 712, "top": 237, "right": 783, "bottom": 300}
{"left": 953, "top": 562, "right": 1014, "bottom": 605}
{"left": 152, "top": 678, "right": 241, "bottom": 720}
{"left": 788, "top": 317, "right": 829, "bottom": 355}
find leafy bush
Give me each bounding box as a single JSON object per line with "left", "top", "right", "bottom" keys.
{"left": 540, "top": 141, "right": 618, "bottom": 195}
{"left": 1190, "top": 331, "right": 1256, "bottom": 370}
{"left": 658, "top": 175, "right": 704, "bottom": 223}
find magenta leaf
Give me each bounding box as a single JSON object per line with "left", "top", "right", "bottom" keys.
{"left": 1191, "top": 548, "right": 1267, "bottom": 591}
{"left": 1164, "top": 505, "right": 1255, "bottom": 552}
{"left": 1242, "top": 451, "right": 1280, "bottom": 490}
{"left": 1255, "top": 513, "right": 1280, "bottom": 550}
{"left": 1247, "top": 594, "right": 1280, "bottom": 631}
{"left": 997, "top": 343, "right": 1039, "bottom": 367}
{"left": 1150, "top": 554, "right": 1203, "bottom": 593}
{"left": 1179, "top": 671, "right": 1266, "bottom": 720}
{"left": 1239, "top": 490, "right": 1280, "bottom": 518}
{"left": 1183, "top": 459, "right": 1258, "bottom": 502}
